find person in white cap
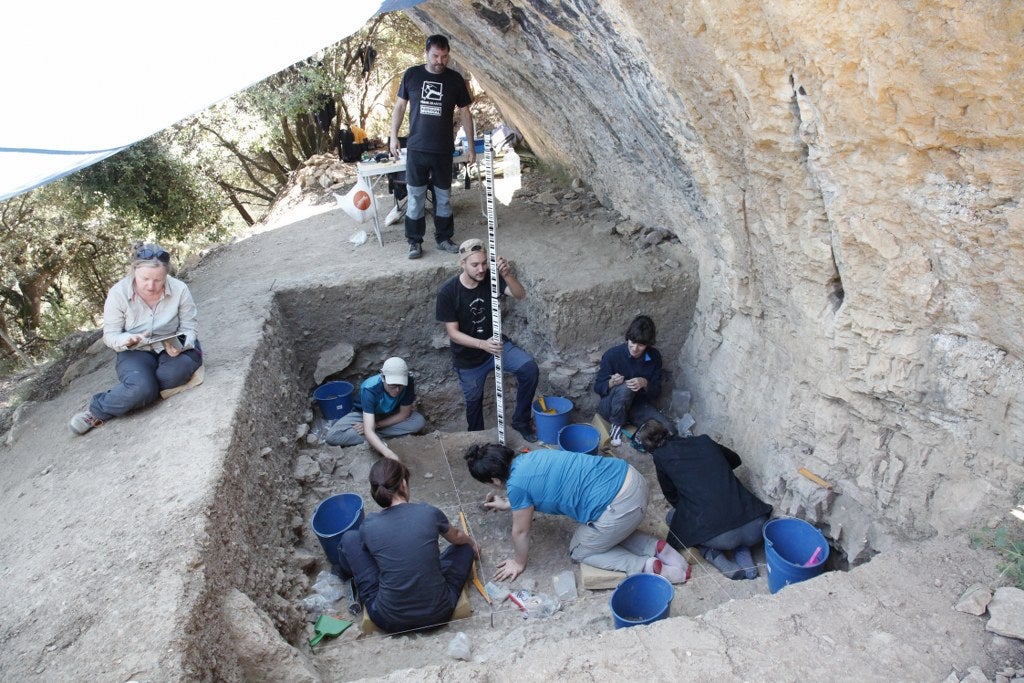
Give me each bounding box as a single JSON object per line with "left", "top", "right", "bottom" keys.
{"left": 324, "top": 357, "right": 426, "bottom": 461}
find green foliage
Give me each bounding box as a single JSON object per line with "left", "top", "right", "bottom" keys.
{"left": 972, "top": 523, "right": 1024, "bottom": 589}
{"left": 0, "top": 133, "right": 228, "bottom": 363}
{"left": 74, "top": 136, "right": 224, "bottom": 242}
{"left": 178, "top": 11, "right": 426, "bottom": 224}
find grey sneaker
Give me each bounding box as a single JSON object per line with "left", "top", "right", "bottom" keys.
{"left": 436, "top": 239, "right": 460, "bottom": 254}
{"left": 407, "top": 242, "right": 422, "bottom": 259}
{"left": 69, "top": 411, "right": 103, "bottom": 435}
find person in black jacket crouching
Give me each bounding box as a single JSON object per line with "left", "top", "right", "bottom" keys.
{"left": 634, "top": 419, "right": 772, "bottom": 580}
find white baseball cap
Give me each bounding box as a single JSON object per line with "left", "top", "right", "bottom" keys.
{"left": 381, "top": 357, "right": 409, "bottom": 385}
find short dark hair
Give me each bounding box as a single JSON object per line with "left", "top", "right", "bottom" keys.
{"left": 626, "top": 315, "right": 656, "bottom": 346}
{"left": 635, "top": 419, "right": 671, "bottom": 452}
{"left": 464, "top": 443, "right": 515, "bottom": 484}
{"left": 369, "top": 458, "right": 410, "bottom": 508}
{"left": 425, "top": 34, "right": 450, "bottom": 52}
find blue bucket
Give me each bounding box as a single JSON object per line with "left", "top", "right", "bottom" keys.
{"left": 532, "top": 397, "right": 572, "bottom": 445}
{"left": 558, "top": 423, "right": 600, "bottom": 455}
{"left": 313, "top": 381, "right": 354, "bottom": 420}
{"left": 609, "top": 573, "right": 674, "bottom": 628}
{"left": 311, "top": 493, "right": 365, "bottom": 567}
{"left": 763, "top": 517, "right": 829, "bottom": 594}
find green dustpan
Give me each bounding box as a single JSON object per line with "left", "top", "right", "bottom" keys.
{"left": 309, "top": 614, "right": 353, "bottom": 648}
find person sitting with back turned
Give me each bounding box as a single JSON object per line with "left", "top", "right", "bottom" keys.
{"left": 634, "top": 419, "right": 773, "bottom": 580}
{"left": 69, "top": 243, "right": 202, "bottom": 435}
{"left": 324, "top": 357, "right": 425, "bottom": 461}
{"left": 465, "top": 442, "right": 690, "bottom": 583}
{"left": 339, "top": 459, "right": 478, "bottom": 634}
{"left": 594, "top": 314, "right": 674, "bottom": 447}
{"left": 435, "top": 238, "right": 539, "bottom": 443}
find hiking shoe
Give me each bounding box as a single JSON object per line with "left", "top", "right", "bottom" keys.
{"left": 69, "top": 410, "right": 103, "bottom": 435}
{"left": 407, "top": 243, "right": 422, "bottom": 259}
{"left": 514, "top": 426, "right": 538, "bottom": 443}
{"left": 436, "top": 239, "right": 460, "bottom": 254}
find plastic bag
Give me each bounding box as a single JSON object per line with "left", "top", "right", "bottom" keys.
{"left": 338, "top": 178, "right": 373, "bottom": 223}
{"left": 446, "top": 631, "right": 471, "bottom": 660}
{"left": 508, "top": 589, "right": 560, "bottom": 619}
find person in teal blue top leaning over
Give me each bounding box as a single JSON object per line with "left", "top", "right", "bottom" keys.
{"left": 465, "top": 444, "right": 690, "bottom": 583}
{"left": 325, "top": 357, "right": 426, "bottom": 461}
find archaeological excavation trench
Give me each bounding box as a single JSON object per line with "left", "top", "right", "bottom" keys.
{"left": 177, "top": 255, "right": 856, "bottom": 679}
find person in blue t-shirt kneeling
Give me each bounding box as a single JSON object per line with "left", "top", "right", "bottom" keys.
{"left": 325, "top": 357, "right": 426, "bottom": 461}
{"left": 464, "top": 443, "right": 690, "bottom": 583}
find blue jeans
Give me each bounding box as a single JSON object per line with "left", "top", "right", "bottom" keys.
{"left": 89, "top": 344, "right": 203, "bottom": 421}
{"left": 599, "top": 383, "right": 673, "bottom": 431}
{"left": 340, "top": 527, "right": 473, "bottom": 633}
{"left": 455, "top": 341, "right": 539, "bottom": 433}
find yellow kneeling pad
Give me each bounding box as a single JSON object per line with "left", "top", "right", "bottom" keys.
{"left": 360, "top": 585, "right": 473, "bottom": 634}
{"left": 160, "top": 365, "right": 205, "bottom": 399}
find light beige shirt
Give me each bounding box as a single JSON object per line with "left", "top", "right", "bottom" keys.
{"left": 102, "top": 275, "right": 198, "bottom": 353}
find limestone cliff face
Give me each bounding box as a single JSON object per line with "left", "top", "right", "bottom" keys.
{"left": 410, "top": 0, "right": 1024, "bottom": 557}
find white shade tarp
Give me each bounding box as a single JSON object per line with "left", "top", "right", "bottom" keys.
{"left": 0, "top": 0, "right": 423, "bottom": 200}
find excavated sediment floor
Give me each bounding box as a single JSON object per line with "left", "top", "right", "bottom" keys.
{"left": 0, "top": 172, "right": 1016, "bottom": 681}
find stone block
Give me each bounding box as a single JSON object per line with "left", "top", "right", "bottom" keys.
{"left": 954, "top": 583, "right": 992, "bottom": 616}
{"left": 987, "top": 586, "right": 1024, "bottom": 640}
{"left": 580, "top": 563, "right": 626, "bottom": 590}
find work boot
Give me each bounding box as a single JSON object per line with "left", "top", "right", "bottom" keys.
{"left": 514, "top": 425, "right": 538, "bottom": 443}
{"left": 407, "top": 242, "right": 422, "bottom": 259}
{"left": 436, "top": 239, "right": 460, "bottom": 254}
{"left": 69, "top": 410, "right": 103, "bottom": 435}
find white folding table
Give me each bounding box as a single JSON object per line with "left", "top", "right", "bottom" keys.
{"left": 356, "top": 150, "right": 471, "bottom": 246}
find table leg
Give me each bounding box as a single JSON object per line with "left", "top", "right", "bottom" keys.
{"left": 361, "top": 173, "right": 384, "bottom": 247}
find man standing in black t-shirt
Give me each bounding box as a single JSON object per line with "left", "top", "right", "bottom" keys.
{"left": 435, "top": 238, "right": 539, "bottom": 442}
{"left": 389, "top": 34, "right": 475, "bottom": 260}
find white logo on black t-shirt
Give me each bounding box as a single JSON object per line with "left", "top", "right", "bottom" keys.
{"left": 421, "top": 81, "right": 443, "bottom": 117}
{"left": 422, "top": 81, "right": 443, "bottom": 101}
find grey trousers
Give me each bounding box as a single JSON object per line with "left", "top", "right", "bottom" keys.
{"left": 569, "top": 465, "right": 658, "bottom": 574}
{"left": 324, "top": 410, "right": 426, "bottom": 447}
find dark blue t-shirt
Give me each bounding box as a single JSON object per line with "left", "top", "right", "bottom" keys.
{"left": 397, "top": 66, "right": 472, "bottom": 154}
{"left": 360, "top": 502, "right": 453, "bottom": 625}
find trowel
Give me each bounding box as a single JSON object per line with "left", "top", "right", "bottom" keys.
{"left": 538, "top": 396, "right": 555, "bottom": 414}
{"left": 308, "top": 614, "right": 352, "bottom": 648}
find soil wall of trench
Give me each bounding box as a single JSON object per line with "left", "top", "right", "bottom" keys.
{"left": 177, "top": 263, "right": 698, "bottom": 677}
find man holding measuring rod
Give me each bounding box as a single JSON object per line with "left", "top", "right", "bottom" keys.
{"left": 435, "top": 238, "right": 539, "bottom": 443}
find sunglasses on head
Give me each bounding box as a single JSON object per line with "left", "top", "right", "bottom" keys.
{"left": 631, "top": 421, "right": 654, "bottom": 453}
{"left": 136, "top": 247, "right": 170, "bottom": 263}
{"left": 459, "top": 243, "right": 484, "bottom": 255}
